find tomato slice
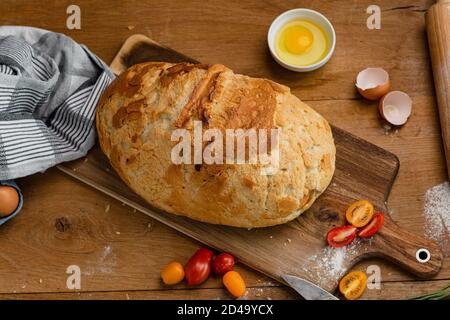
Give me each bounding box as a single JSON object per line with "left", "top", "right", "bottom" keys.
{"left": 346, "top": 200, "right": 374, "bottom": 228}
{"left": 358, "top": 212, "right": 385, "bottom": 238}
{"left": 327, "top": 225, "right": 357, "bottom": 248}
{"left": 339, "top": 271, "right": 367, "bottom": 300}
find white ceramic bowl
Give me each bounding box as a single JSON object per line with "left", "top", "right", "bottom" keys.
{"left": 267, "top": 8, "right": 336, "bottom": 72}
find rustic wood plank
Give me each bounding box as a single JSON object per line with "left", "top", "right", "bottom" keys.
{"left": 0, "top": 286, "right": 296, "bottom": 300}
{"left": 0, "top": 279, "right": 447, "bottom": 300}
{"left": 0, "top": 0, "right": 447, "bottom": 299}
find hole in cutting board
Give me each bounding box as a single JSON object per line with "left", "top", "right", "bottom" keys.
{"left": 416, "top": 248, "right": 431, "bottom": 263}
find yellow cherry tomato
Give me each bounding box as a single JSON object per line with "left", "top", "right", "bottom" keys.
{"left": 346, "top": 200, "right": 374, "bottom": 228}
{"left": 339, "top": 271, "right": 367, "bottom": 300}
{"left": 223, "top": 271, "right": 246, "bottom": 298}
{"left": 161, "top": 261, "right": 185, "bottom": 285}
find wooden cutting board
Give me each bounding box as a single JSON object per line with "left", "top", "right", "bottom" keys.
{"left": 58, "top": 34, "right": 443, "bottom": 293}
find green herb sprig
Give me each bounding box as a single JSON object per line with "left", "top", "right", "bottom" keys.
{"left": 409, "top": 283, "right": 450, "bottom": 300}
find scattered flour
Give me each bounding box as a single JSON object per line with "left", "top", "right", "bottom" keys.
{"left": 382, "top": 123, "right": 398, "bottom": 136}
{"left": 83, "top": 245, "right": 117, "bottom": 276}
{"left": 424, "top": 182, "right": 450, "bottom": 254}
{"left": 302, "top": 247, "right": 346, "bottom": 286}
{"left": 99, "top": 245, "right": 116, "bottom": 274}
{"left": 254, "top": 288, "right": 264, "bottom": 297}
{"left": 301, "top": 238, "right": 372, "bottom": 288}
{"left": 100, "top": 245, "right": 113, "bottom": 259}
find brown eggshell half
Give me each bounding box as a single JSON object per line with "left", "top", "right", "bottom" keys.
{"left": 379, "top": 91, "right": 412, "bottom": 126}
{"left": 356, "top": 68, "right": 390, "bottom": 101}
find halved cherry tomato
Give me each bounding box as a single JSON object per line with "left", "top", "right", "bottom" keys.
{"left": 346, "top": 200, "right": 374, "bottom": 228}
{"left": 223, "top": 270, "right": 246, "bottom": 298}
{"left": 358, "top": 212, "right": 385, "bottom": 238}
{"left": 327, "top": 225, "right": 357, "bottom": 248}
{"left": 161, "top": 261, "right": 185, "bottom": 285}
{"left": 212, "top": 253, "right": 235, "bottom": 276}
{"left": 185, "top": 248, "right": 214, "bottom": 285}
{"left": 339, "top": 271, "right": 367, "bottom": 300}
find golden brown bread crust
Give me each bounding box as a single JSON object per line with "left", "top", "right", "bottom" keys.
{"left": 96, "top": 62, "right": 335, "bottom": 228}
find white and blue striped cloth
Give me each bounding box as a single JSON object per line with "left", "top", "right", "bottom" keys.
{"left": 0, "top": 26, "right": 115, "bottom": 180}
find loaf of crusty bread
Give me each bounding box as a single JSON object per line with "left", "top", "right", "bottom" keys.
{"left": 96, "top": 62, "right": 335, "bottom": 228}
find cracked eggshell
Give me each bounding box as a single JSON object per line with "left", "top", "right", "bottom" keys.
{"left": 379, "top": 91, "right": 412, "bottom": 126}
{"left": 356, "top": 68, "right": 390, "bottom": 100}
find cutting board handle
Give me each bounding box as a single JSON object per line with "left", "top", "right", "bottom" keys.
{"left": 370, "top": 216, "right": 443, "bottom": 277}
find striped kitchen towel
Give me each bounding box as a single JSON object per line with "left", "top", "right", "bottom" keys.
{"left": 0, "top": 26, "right": 115, "bottom": 180}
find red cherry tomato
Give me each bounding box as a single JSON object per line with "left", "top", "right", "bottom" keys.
{"left": 184, "top": 248, "right": 214, "bottom": 285}
{"left": 358, "top": 212, "right": 384, "bottom": 238}
{"left": 327, "top": 225, "right": 357, "bottom": 248}
{"left": 212, "top": 253, "right": 235, "bottom": 275}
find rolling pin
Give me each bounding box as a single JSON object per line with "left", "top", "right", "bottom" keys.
{"left": 426, "top": 0, "right": 450, "bottom": 179}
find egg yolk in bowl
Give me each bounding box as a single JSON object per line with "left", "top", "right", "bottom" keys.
{"left": 275, "top": 19, "right": 329, "bottom": 66}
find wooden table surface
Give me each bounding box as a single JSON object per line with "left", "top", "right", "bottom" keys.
{"left": 0, "top": 0, "right": 449, "bottom": 300}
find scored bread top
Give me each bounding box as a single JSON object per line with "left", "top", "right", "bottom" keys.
{"left": 96, "top": 62, "right": 336, "bottom": 228}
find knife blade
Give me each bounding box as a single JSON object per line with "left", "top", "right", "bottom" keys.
{"left": 281, "top": 274, "right": 339, "bottom": 300}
